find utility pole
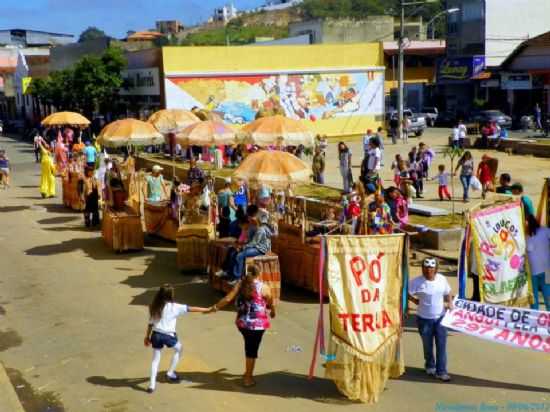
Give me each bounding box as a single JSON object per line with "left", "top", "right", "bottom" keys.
{"left": 397, "top": 0, "right": 437, "bottom": 144}
{"left": 398, "top": 2, "right": 405, "bottom": 144}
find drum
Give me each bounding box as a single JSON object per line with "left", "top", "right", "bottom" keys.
{"left": 176, "top": 223, "right": 215, "bottom": 272}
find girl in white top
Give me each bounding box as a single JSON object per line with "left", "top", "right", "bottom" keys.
{"left": 144, "top": 284, "right": 211, "bottom": 393}
{"left": 526, "top": 215, "right": 550, "bottom": 310}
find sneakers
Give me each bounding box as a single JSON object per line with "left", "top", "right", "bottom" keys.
{"left": 436, "top": 374, "right": 451, "bottom": 382}
{"left": 146, "top": 387, "right": 154, "bottom": 394}
{"left": 166, "top": 372, "right": 181, "bottom": 383}
{"left": 425, "top": 368, "right": 436, "bottom": 376}
{"left": 214, "top": 270, "right": 227, "bottom": 277}
{"left": 227, "top": 279, "right": 239, "bottom": 286}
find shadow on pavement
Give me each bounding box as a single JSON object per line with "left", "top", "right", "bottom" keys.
{"left": 39, "top": 204, "right": 78, "bottom": 214}
{"left": 0, "top": 205, "right": 30, "bottom": 213}
{"left": 400, "top": 367, "right": 550, "bottom": 393}
{"left": 121, "top": 250, "right": 217, "bottom": 308}
{"left": 86, "top": 368, "right": 351, "bottom": 404}
{"left": 40, "top": 225, "right": 99, "bottom": 233}
{"left": 25, "top": 237, "right": 154, "bottom": 261}
{"left": 86, "top": 376, "right": 149, "bottom": 393}
{"left": 18, "top": 185, "right": 39, "bottom": 189}
{"left": 37, "top": 216, "right": 80, "bottom": 225}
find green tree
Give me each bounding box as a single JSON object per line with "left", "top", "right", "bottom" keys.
{"left": 30, "top": 47, "right": 126, "bottom": 118}
{"left": 72, "top": 47, "right": 127, "bottom": 118}
{"left": 78, "top": 26, "right": 108, "bottom": 43}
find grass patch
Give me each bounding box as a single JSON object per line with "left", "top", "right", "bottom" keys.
{"left": 409, "top": 214, "right": 464, "bottom": 229}
{"left": 294, "top": 184, "right": 342, "bottom": 201}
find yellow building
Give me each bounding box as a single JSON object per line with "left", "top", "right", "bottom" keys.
{"left": 383, "top": 40, "right": 445, "bottom": 111}
{"left": 162, "top": 43, "right": 385, "bottom": 138}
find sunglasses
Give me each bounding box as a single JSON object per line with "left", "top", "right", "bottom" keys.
{"left": 423, "top": 259, "right": 437, "bottom": 268}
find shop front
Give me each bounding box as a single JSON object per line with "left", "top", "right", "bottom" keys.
{"left": 437, "top": 55, "right": 486, "bottom": 116}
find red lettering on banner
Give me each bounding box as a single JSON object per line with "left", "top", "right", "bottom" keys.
{"left": 510, "top": 331, "right": 529, "bottom": 346}
{"left": 528, "top": 335, "right": 543, "bottom": 350}
{"left": 361, "top": 288, "right": 380, "bottom": 303}
{"left": 537, "top": 313, "right": 549, "bottom": 327}
{"left": 542, "top": 337, "right": 550, "bottom": 353}
{"left": 351, "top": 314, "right": 360, "bottom": 332}
{"left": 362, "top": 314, "right": 374, "bottom": 332}
{"left": 484, "top": 268, "right": 496, "bottom": 282}
{"left": 369, "top": 253, "right": 384, "bottom": 283}
{"left": 338, "top": 314, "right": 350, "bottom": 331}
{"left": 494, "top": 329, "right": 510, "bottom": 341}
{"left": 350, "top": 256, "right": 366, "bottom": 287}
{"left": 338, "top": 312, "right": 392, "bottom": 332}
{"left": 382, "top": 310, "right": 392, "bottom": 328}
{"left": 453, "top": 309, "right": 465, "bottom": 319}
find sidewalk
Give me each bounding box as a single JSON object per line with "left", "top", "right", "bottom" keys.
{"left": 0, "top": 363, "right": 24, "bottom": 412}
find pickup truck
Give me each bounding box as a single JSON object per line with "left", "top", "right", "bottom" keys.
{"left": 420, "top": 107, "right": 439, "bottom": 127}
{"left": 386, "top": 109, "right": 427, "bottom": 137}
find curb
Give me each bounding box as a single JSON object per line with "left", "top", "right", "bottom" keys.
{"left": 0, "top": 363, "right": 25, "bottom": 412}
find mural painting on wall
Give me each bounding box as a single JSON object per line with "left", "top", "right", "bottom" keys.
{"left": 167, "top": 71, "right": 383, "bottom": 124}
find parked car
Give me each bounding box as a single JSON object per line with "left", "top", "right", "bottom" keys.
{"left": 434, "top": 111, "right": 457, "bottom": 128}
{"left": 420, "top": 107, "right": 439, "bottom": 127}
{"left": 469, "top": 110, "right": 512, "bottom": 129}
{"left": 386, "top": 109, "right": 427, "bottom": 137}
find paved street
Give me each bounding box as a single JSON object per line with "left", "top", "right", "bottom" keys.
{"left": 0, "top": 133, "right": 549, "bottom": 412}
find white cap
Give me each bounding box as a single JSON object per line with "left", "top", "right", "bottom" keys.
{"left": 224, "top": 177, "right": 231, "bottom": 184}
{"left": 152, "top": 165, "right": 163, "bottom": 172}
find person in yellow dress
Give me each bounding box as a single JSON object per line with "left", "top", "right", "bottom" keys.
{"left": 39, "top": 141, "right": 56, "bottom": 198}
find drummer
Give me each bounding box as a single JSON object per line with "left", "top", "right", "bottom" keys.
{"left": 146, "top": 165, "right": 169, "bottom": 202}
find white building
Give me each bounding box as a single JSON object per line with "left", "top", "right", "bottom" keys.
{"left": 261, "top": 0, "right": 303, "bottom": 12}
{"left": 446, "top": 0, "right": 550, "bottom": 67}
{"left": 213, "top": 3, "right": 238, "bottom": 23}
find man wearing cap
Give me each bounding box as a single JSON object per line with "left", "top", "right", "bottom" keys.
{"left": 83, "top": 141, "right": 97, "bottom": 169}
{"left": 146, "top": 165, "right": 169, "bottom": 202}
{"left": 408, "top": 257, "right": 453, "bottom": 382}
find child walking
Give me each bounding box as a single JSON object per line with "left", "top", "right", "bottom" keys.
{"left": 433, "top": 164, "right": 452, "bottom": 201}
{"left": 144, "top": 284, "right": 210, "bottom": 393}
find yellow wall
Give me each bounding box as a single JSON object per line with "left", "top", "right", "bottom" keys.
{"left": 162, "top": 44, "right": 385, "bottom": 138}
{"left": 162, "top": 43, "right": 384, "bottom": 74}
{"left": 384, "top": 66, "right": 436, "bottom": 92}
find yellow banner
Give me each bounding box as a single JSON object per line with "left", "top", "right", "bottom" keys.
{"left": 325, "top": 234, "right": 405, "bottom": 403}
{"left": 22, "top": 77, "right": 32, "bottom": 95}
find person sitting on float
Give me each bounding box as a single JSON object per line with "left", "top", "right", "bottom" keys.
{"left": 367, "top": 193, "right": 393, "bottom": 235}
{"left": 385, "top": 186, "right": 409, "bottom": 228}
{"left": 229, "top": 212, "right": 272, "bottom": 285}
{"left": 146, "top": 165, "right": 169, "bottom": 202}
{"left": 187, "top": 158, "right": 204, "bottom": 186}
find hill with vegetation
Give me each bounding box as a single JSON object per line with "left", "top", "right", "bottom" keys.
{"left": 177, "top": 0, "right": 445, "bottom": 46}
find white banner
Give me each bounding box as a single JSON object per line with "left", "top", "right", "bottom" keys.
{"left": 442, "top": 298, "right": 550, "bottom": 353}
{"left": 470, "top": 200, "right": 531, "bottom": 306}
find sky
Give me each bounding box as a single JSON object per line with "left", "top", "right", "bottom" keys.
{"left": 0, "top": 0, "right": 266, "bottom": 38}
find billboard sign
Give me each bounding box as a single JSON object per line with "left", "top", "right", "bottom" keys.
{"left": 437, "top": 56, "right": 485, "bottom": 83}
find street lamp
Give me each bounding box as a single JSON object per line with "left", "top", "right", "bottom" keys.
{"left": 427, "top": 8, "right": 460, "bottom": 40}
{"left": 398, "top": 0, "right": 437, "bottom": 144}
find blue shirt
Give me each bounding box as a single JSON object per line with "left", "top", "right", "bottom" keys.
{"left": 83, "top": 146, "right": 97, "bottom": 163}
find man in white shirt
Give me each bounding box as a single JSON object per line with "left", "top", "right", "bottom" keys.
{"left": 451, "top": 124, "right": 460, "bottom": 148}
{"left": 408, "top": 257, "right": 453, "bottom": 382}
{"left": 362, "top": 129, "right": 373, "bottom": 158}
{"left": 367, "top": 140, "right": 382, "bottom": 173}
{"left": 458, "top": 120, "right": 467, "bottom": 149}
